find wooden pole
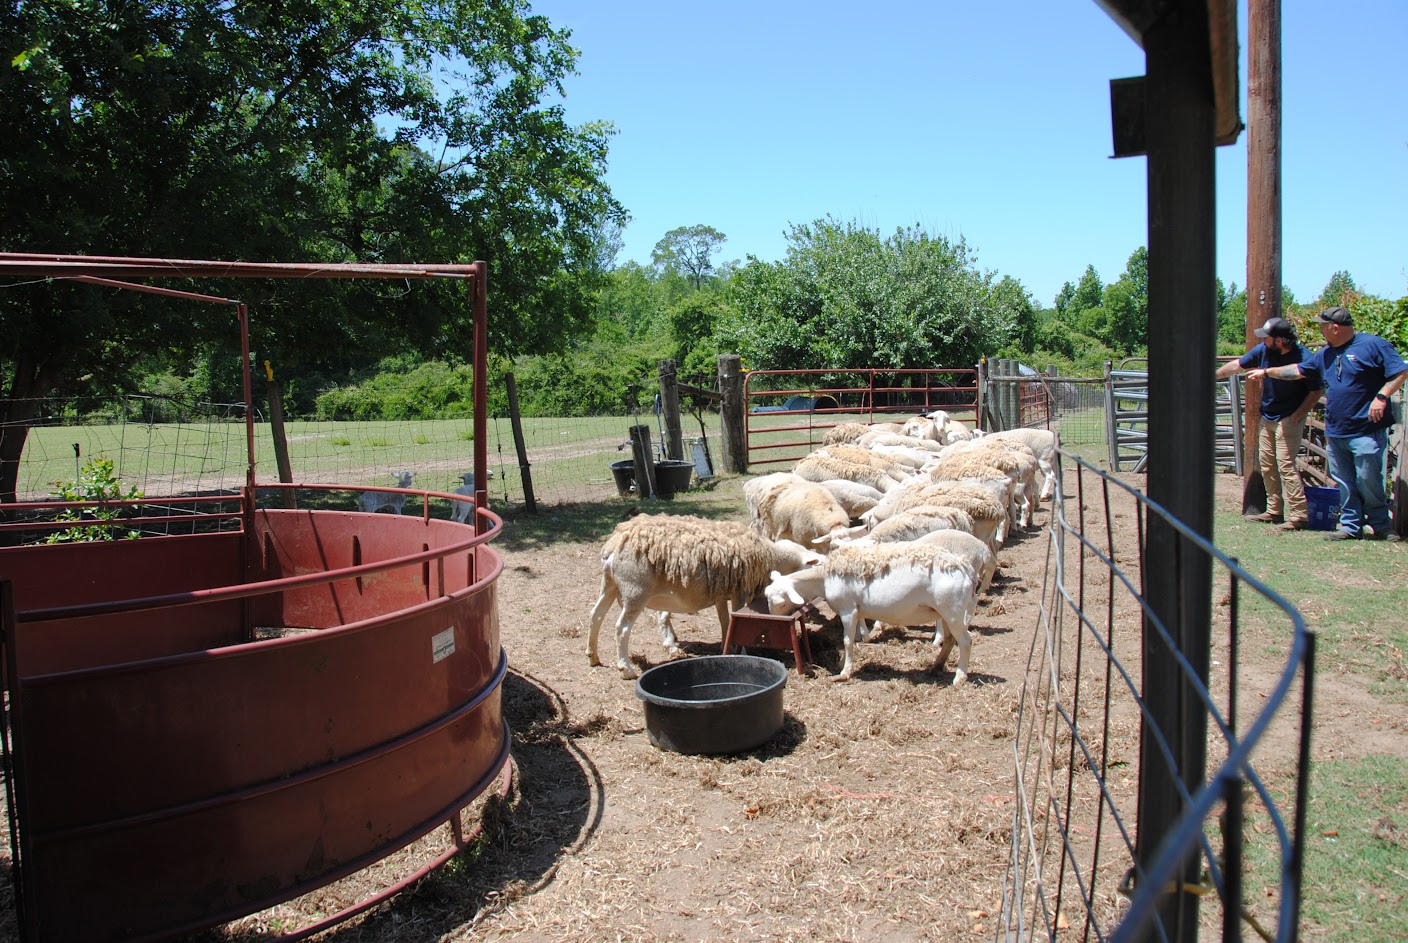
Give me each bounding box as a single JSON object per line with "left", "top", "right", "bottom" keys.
{"left": 262, "top": 361, "right": 297, "bottom": 509}
{"left": 504, "top": 372, "right": 536, "bottom": 513}
{"left": 1244, "top": 0, "right": 1282, "bottom": 513}
{"left": 717, "top": 354, "right": 747, "bottom": 473}
{"left": 1138, "top": 4, "right": 1216, "bottom": 940}
{"left": 658, "top": 359, "right": 684, "bottom": 461}
{"left": 629, "top": 424, "right": 657, "bottom": 499}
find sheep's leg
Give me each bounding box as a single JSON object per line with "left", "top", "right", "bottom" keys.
{"left": 837, "top": 609, "right": 863, "bottom": 681}
{"left": 586, "top": 572, "right": 620, "bottom": 667}
{"left": 1016, "top": 484, "right": 1033, "bottom": 530}
{"left": 978, "top": 558, "right": 996, "bottom": 595}
{"left": 934, "top": 600, "right": 975, "bottom": 685}
{"left": 658, "top": 612, "right": 681, "bottom": 655}
{"left": 715, "top": 600, "right": 732, "bottom": 644}
{"left": 613, "top": 601, "right": 647, "bottom": 679}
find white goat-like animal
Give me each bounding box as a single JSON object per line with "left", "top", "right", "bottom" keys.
{"left": 358, "top": 471, "right": 415, "bottom": 514}
{"left": 764, "top": 543, "right": 978, "bottom": 683}
{"left": 451, "top": 469, "right": 497, "bottom": 523}
{"left": 586, "top": 513, "right": 824, "bottom": 679}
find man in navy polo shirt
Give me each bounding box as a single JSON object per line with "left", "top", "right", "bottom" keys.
{"left": 1217, "top": 316, "right": 1322, "bottom": 529}
{"left": 1248, "top": 306, "right": 1407, "bottom": 541}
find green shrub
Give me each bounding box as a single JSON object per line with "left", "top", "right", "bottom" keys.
{"left": 45, "top": 457, "right": 143, "bottom": 542}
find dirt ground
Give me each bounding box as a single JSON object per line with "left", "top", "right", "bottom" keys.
{"left": 5, "top": 470, "right": 1404, "bottom": 943}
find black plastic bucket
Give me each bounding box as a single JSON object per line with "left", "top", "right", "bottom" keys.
{"left": 609, "top": 459, "right": 635, "bottom": 496}
{"left": 653, "top": 459, "right": 695, "bottom": 497}
{"left": 635, "top": 655, "right": 787, "bottom": 755}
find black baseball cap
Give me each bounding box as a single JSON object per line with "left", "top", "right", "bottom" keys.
{"left": 1253, "top": 316, "right": 1297, "bottom": 339}
{"left": 1314, "top": 306, "right": 1353, "bottom": 326}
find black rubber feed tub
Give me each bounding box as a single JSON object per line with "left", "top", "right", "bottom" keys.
{"left": 635, "top": 654, "right": 787, "bottom": 755}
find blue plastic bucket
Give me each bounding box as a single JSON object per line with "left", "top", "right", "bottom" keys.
{"left": 1304, "top": 485, "right": 1340, "bottom": 531}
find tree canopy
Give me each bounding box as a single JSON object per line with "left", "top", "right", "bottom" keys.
{"left": 723, "top": 218, "right": 1029, "bottom": 372}
{"left": 0, "top": 0, "right": 625, "bottom": 499}
{"left": 651, "top": 225, "right": 727, "bottom": 290}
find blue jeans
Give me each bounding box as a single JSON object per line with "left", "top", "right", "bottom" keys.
{"left": 1326, "top": 431, "right": 1390, "bottom": 536}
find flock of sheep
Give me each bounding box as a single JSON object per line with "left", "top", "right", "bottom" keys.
{"left": 586, "top": 411, "right": 1056, "bottom": 684}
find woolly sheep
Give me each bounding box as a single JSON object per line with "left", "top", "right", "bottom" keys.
{"left": 586, "top": 513, "right": 824, "bottom": 678}
{"left": 865, "top": 482, "right": 1005, "bottom": 550}
{"left": 358, "top": 471, "right": 415, "bottom": 514}
{"left": 817, "top": 479, "right": 885, "bottom": 519}
{"left": 753, "top": 479, "right": 867, "bottom": 551}
{"left": 983, "top": 428, "right": 1058, "bottom": 500}
{"left": 813, "top": 444, "right": 913, "bottom": 480}
{"left": 744, "top": 472, "right": 806, "bottom": 526}
{"left": 764, "top": 543, "right": 978, "bottom": 682}
{"left": 823, "top": 422, "right": 872, "bottom": 446}
{"left": 856, "top": 431, "right": 945, "bottom": 453}
{"left": 794, "top": 453, "right": 901, "bottom": 494}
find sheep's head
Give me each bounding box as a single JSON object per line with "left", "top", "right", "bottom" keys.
{"left": 764, "top": 570, "right": 807, "bottom": 615}
{"left": 393, "top": 471, "right": 415, "bottom": 488}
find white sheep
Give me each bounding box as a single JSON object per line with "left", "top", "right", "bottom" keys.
{"left": 744, "top": 472, "right": 806, "bottom": 527}
{"left": 451, "top": 469, "right": 497, "bottom": 523}
{"left": 753, "top": 478, "right": 867, "bottom": 551}
{"left": 822, "top": 422, "right": 872, "bottom": 445}
{"left": 764, "top": 543, "right": 978, "bottom": 682}
{"left": 793, "top": 453, "right": 901, "bottom": 494}
{"left": 817, "top": 479, "right": 885, "bottom": 519}
{"left": 865, "top": 482, "right": 1006, "bottom": 550}
{"left": 586, "top": 513, "right": 824, "bottom": 678}
{"left": 358, "top": 471, "right": 415, "bottom": 514}
{"left": 983, "top": 428, "right": 1058, "bottom": 500}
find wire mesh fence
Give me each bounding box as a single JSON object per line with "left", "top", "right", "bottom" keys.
{"left": 1000, "top": 448, "right": 1313, "bottom": 943}
{"left": 1, "top": 376, "right": 724, "bottom": 517}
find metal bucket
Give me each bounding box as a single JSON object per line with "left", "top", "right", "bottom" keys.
{"left": 635, "top": 655, "right": 787, "bottom": 755}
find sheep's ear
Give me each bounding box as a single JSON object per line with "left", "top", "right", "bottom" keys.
{"left": 810, "top": 534, "right": 830, "bottom": 547}
{"left": 786, "top": 584, "right": 806, "bottom": 606}
{"left": 769, "top": 569, "right": 783, "bottom": 583}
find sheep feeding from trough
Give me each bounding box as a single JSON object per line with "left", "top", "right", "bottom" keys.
{"left": 764, "top": 543, "right": 978, "bottom": 683}
{"left": 586, "top": 513, "right": 824, "bottom": 679}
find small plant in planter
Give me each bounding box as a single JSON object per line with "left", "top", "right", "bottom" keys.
{"left": 46, "top": 456, "right": 144, "bottom": 543}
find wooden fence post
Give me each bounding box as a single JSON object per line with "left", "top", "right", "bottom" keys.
{"left": 263, "top": 362, "right": 297, "bottom": 509}
{"left": 718, "top": 354, "right": 746, "bottom": 474}
{"left": 629, "top": 424, "right": 657, "bottom": 499}
{"left": 504, "top": 372, "right": 536, "bottom": 513}
{"left": 658, "top": 359, "right": 684, "bottom": 461}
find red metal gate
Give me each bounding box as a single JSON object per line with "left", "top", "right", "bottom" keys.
{"left": 743, "top": 368, "right": 980, "bottom": 469}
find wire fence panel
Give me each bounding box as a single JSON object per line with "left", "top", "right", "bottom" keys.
{"left": 1000, "top": 448, "right": 1313, "bottom": 943}
{"left": 3, "top": 379, "right": 724, "bottom": 515}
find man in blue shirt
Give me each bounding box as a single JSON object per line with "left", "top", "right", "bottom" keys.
{"left": 1248, "top": 306, "right": 1407, "bottom": 540}
{"left": 1217, "top": 317, "right": 1323, "bottom": 529}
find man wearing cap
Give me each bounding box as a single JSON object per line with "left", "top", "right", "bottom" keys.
{"left": 1217, "top": 317, "right": 1323, "bottom": 529}
{"left": 1247, "top": 305, "right": 1407, "bottom": 541}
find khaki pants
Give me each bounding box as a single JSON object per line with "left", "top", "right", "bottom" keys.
{"left": 1258, "top": 416, "right": 1308, "bottom": 521}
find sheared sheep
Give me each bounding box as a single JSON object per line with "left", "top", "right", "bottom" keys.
{"left": 586, "top": 513, "right": 824, "bottom": 678}
{"left": 764, "top": 543, "right": 978, "bottom": 682}
{"left": 865, "top": 482, "right": 1006, "bottom": 550}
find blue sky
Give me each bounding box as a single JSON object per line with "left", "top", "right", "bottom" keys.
{"left": 529, "top": 0, "right": 1406, "bottom": 309}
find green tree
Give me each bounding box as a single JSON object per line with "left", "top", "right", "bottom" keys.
{"left": 651, "top": 225, "right": 727, "bottom": 290}
{"left": 724, "top": 217, "right": 1019, "bottom": 372}
{"left": 0, "top": 0, "right": 625, "bottom": 501}
{"left": 1318, "top": 270, "right": 1359, "bottom": 309}
{"left": 1071, "top": 265, "right": 1105, "bottom": 314}
{"left": 1101, "top": 247, "right": 1148, "bottom": 352}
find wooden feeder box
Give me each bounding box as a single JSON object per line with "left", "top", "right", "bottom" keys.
{"left": 724, "top": 599, "right": 818, "bottom": 673}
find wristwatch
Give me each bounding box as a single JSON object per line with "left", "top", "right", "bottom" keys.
{"left": 1375, "top": 393, "right": 1390, "bottom": 403}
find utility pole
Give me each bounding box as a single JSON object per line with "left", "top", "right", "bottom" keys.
{"left": 1244, "top": 0, "right": 1282, "bottom": 512}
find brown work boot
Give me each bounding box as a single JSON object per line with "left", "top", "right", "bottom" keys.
{"left": 1246, "top": 511, "right": 1284, "bottom": 524}
{"left": 1278, "top": 519, "right": 1308, "bottom": 531}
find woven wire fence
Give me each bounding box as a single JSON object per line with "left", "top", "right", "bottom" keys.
{"left": 1000, "top": 447, "right": 1314, "bottom": 942}
{"left": 3, "top": 376, "right": 722, "bottom": 515}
